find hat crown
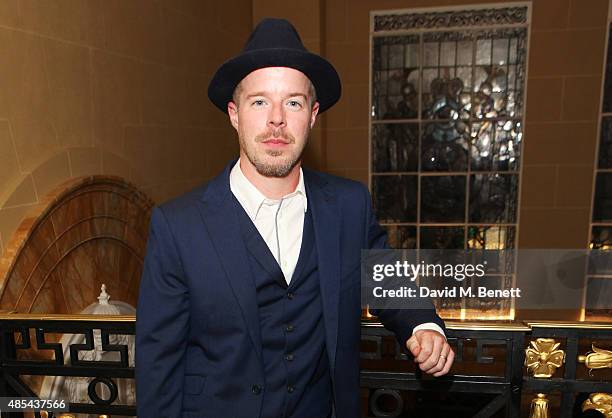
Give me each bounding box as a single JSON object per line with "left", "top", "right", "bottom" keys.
{"left": 243, "top": 18, "right": 307, "bottom": 52}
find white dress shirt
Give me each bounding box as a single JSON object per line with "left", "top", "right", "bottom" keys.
{"left": 229, "top": 159, "right": 445, "bottom": 337}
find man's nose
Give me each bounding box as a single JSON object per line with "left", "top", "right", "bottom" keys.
{"left": 267, "top": 102, "right": 286, "bottom": 128}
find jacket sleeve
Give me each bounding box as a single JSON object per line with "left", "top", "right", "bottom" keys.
{"left": 135, "top": 206, "right": 190, "bottom": 417}
{"left": 362, "top": 185, "right": 446, "bottom": 347}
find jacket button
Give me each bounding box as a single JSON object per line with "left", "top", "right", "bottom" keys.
{"left": 284, "top": 353, "right": 294, "bottom": 361}
{"left": 251, "top": 384, "right": 262, "bottom": 395}
{"left": 287, "top": 384, "right": 295, "bottom": 393}
{"left": 285, "top": 324, "right": 294, "bottom": 332}
{"left": 287, "top": 292, "right": 295, "bottom": 299}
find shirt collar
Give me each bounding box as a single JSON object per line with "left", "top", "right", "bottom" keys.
{"left": 229, "top": 159, "right": 307, "bottom": 221}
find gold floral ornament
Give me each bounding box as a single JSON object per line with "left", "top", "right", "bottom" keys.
{"left": 582, "top": 393, "right": 612, "bottom": 418}
{"left": 525, "top": 338, "right": 565, "bottom": 378}
{"left": 578, "top": 344, "right": 612, "bottom": 375}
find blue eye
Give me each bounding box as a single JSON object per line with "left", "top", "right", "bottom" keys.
{"left": 252, "top": 99, "right": 266, "bottom": 107}
{"left": 287, "top": 100, "right": 302, "bottom": 108}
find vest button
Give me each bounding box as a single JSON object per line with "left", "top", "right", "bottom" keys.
{"left": 284, "top": 353, "right": 294, "bottom": 361}
{"left": 287, "top": 292, "right": 295, "bottom": 299}
{"left": 251, "top": 384, "right": 262, "bottom": 395}
{"left": 285, "top": 324, "right": 294, "bottom": 332}
{"left": 287, "top": 384, "right": 295, "bottom": 393}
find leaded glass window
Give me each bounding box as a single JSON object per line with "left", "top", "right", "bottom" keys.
{"left": 586, "top": 22, "right": 612, "bottom": 321}
{"left": 369, "top": 5, "right": 529, "bottom": 319}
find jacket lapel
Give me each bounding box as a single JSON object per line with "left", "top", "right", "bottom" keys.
{"left": 195, "top": 161, "right": 263, "bottom": 362}
{"left": 304, "top": 168, "right": 341, "bottom": 373}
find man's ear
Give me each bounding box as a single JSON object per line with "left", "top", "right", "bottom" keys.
{"left": 228, "top": 101, "right": 239, "bottom": 130}
{"left": 310, "top": 101, "right": 320, "bottom": 128}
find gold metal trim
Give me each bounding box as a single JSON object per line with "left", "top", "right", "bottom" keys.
{"left": 579, "top": 344, "right": 612, "bottom": 372}
{"left": 529, "top": 394, "right": 550, "bottom": 418}
{"left": 0, "top": 315, "right": 609, "bottom": 330}
{"left": 361, "top": 319, "right": 531, "bottom": 332}
{"left": 527, "top": 320, "right": 612, "bottom": 330}
{"left": 582, "top": 393, "right": 612, "bottom": 418}
{"left": 0, "top": 313, "right": 135, "bottom": 322}
{"left": 525, "top": 338, "right": 565, "bottom": 378}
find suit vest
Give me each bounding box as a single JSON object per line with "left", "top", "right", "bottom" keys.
{"left": 234, "top": 196, "right": 332, "bottom": 418}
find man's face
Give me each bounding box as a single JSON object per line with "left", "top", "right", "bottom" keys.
{"left": 228, "top": 67, "right": 319, "bottom": 177}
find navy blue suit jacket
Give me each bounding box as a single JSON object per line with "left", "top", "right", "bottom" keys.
{"left": 135, "top": 161, "right": 445, "bottom": 418}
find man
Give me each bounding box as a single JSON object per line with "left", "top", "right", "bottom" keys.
{"left": 135, "top": 18, "right": 454, "bottom": 418}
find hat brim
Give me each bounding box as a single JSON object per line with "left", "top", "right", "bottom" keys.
{"left": 207, "top": 48, "right": 341, "bottom": 114}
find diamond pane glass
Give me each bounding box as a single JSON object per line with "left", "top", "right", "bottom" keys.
{"left": 372, "top": 123, "right": 419, "bottom": 172}
{"left": 421, "top": 122, "right": 469, "bottom": 171}
{"left": 421, "top": 175, "right": 466, "bottom": 222}
{"left": 593, "top": 173, "right": 612, "bottom": 222}
{"left": 469, "top": 174, "right": 518, "bottom": 223}
{"left": 372, "top": 175, "right": 417, "bottom": 223}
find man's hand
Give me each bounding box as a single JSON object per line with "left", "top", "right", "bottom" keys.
{"left": 406, "top": 329, "right": 454, "bottom": 377}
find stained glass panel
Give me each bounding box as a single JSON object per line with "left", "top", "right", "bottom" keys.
{"left": 385, "top": 225, "right": 417, "bottom": 249}
{"left": 371, "top": 7, "right": 526, "bottom": 258}
{"left": 469, "top": 174, "right": 518, "bottom": 223}
{"left": 593, "top": 173, "right": 612, "bottom": 222}
{"left": 371, "top": 6, "right": 528, "bottom": 320}
{"left": 372, "top": 175, "right": 417, "bottom": 223}
{"left": 421, "top": 175, "right": 466, "bottom": 222}
{"left": 591, "top": 226, "right": 612, "bottom": 250}
{"left": 471, "top": 120, "right": 521, "bottom": 171}
{"left": 599, "top": 117, "right": 612, "bottom": 169}
{"left": 420, "top": 226, "right": 465, "bottom": 249}
{"left": 467, "top": 225, "right": 516, "bottom": 250}
{"left": 603, "top": 24, "right": 612, "bottom": 113}
{"left": 372, "top": 35, "right": 420, "bottom": 120}
{"left": 372, "top": 124, "right": 419, "bottom": 172}
{"left": 586, "top": 277, "right": 612, "bottom": 311}
{"left": 421, "top": 122, "right": 469, "bottom": 171}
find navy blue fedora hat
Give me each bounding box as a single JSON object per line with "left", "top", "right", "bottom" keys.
{"left": 207, "top": 18, "right": 341, "bottom": 114}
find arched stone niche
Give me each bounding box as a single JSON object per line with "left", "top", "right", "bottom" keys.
{"left": 0, "top": 176, "right": 154, "bottom": 313}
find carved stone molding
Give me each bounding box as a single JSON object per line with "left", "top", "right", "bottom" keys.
{"left": 373, "top": 6, "right": 528, "bottom": 32}
{"left": 0, "top": 176, "right": 154, "bottom": 314}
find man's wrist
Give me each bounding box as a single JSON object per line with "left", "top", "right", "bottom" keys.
{"left": 412, "top": 322, "right": 446, "bottom": 339}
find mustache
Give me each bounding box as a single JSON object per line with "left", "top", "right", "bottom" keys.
{"left": 255, "top": 130, "right": 296, "bottom": 144}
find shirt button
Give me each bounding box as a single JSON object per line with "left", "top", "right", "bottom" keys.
{"left": 285, "top": 324, "right": 294, "bottom": 332}
{"left": 284, "top": 353, "right": 294, "bottom": 361}
{"left": 287, "top": 384, "right": 295, "bottom": 393}
{"left": 287, "top": 292, "right": 295, "bottom": 300}
{"left": 251, "top": 384, "right": 262, "bottom": 395}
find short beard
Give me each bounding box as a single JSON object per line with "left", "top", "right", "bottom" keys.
{"left": 250, "top": 152, "right": 298, "bottom": 177}
{"left": 240, "top": 129, "right": 307, "bottom": 178}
